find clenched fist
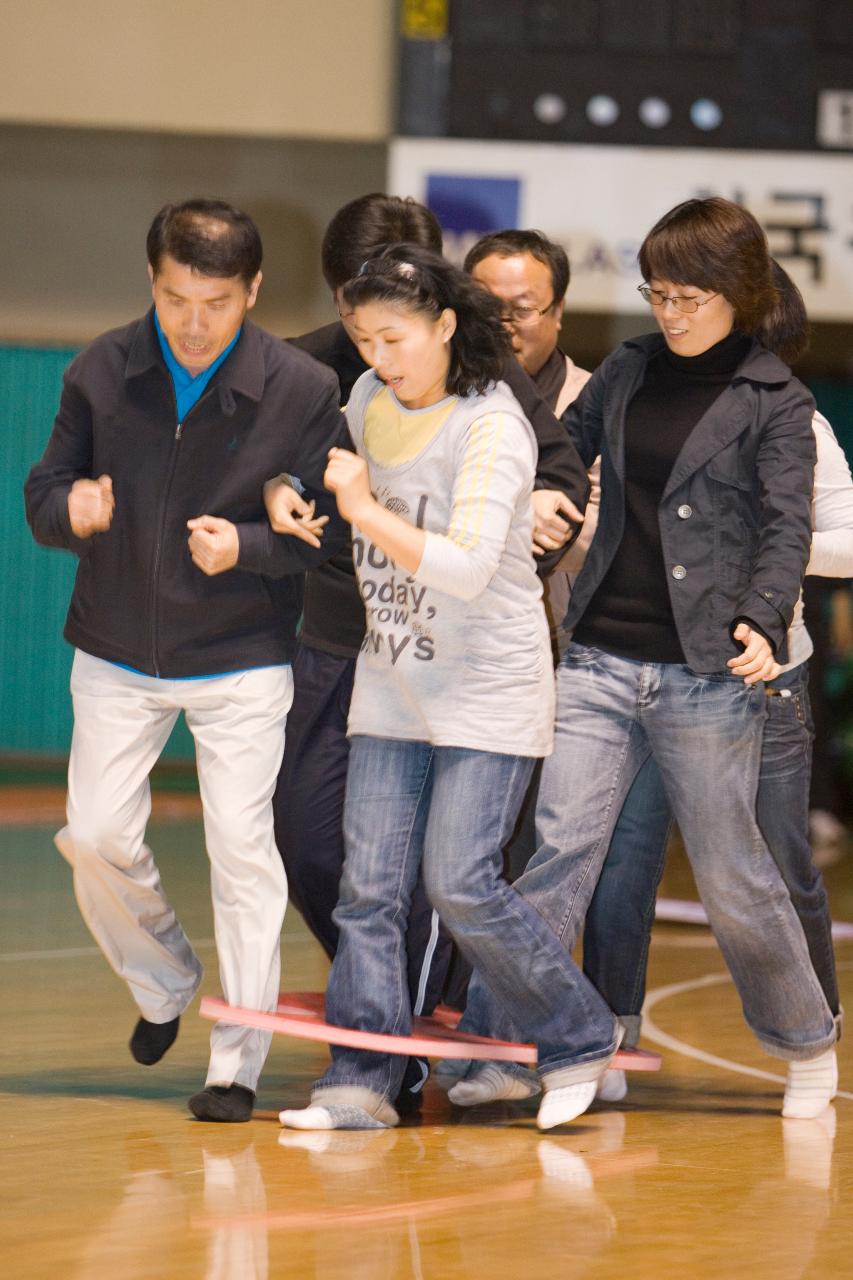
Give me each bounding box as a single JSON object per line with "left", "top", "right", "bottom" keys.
{"left": 532, "top": 488, "right": 583, "bottom": 555}
{"left": 323, "top": 447, "right": 373, "bottom": 525}
{"left": 68, "top": 475, "right": 114, "bottom": 538}
{"left": 186, "top": 515, "right": 240, "bottom": 575}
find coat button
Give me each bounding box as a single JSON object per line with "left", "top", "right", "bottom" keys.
{"left": 677, "top": 504, "right": 693, "bottom": 519}
{"left": 671, "top": 564, "right": 687, "bottom": 580}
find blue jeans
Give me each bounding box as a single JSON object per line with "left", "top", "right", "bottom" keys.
{"left": 585, "top": 661, "right": 840, "bottom": 1031}
{"left": 314, "top": 736, "right": 618, "bottom": 1103}
{"left": 462, "top": 645, "right": 835, "bottom": 1061}
{"left": 582, "top": 756, "right": 672, "bottom": 1047}
{"left": 273, "top": 644, "right": 452, "bottom": 1016}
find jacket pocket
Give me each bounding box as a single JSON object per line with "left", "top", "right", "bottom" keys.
{"left": 706, "top": 452, "right": 754, "bottom": 493}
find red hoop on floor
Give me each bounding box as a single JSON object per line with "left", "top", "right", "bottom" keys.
{"left": 199, "top": 992, "right": 662, "bottom": 1071}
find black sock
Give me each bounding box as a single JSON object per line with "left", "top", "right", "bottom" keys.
{"left": 129, "top": 1015, "right": 180, "bottom": 1065}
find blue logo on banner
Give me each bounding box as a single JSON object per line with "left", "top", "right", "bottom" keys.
{"left": 426, "top": 174, "right": 521, "bottom": 237}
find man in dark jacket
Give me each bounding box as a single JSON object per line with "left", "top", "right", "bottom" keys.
{"left": 24, "top": 199, "right": 348, "bottom": 1123}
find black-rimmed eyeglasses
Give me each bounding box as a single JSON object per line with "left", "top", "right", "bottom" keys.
{"left": 637, "top": 284, "right": 718, "bottom": 315}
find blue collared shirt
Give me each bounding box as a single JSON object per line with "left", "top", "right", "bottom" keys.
{"left": 154, "top": 311, "right": 242, "bottom": 423}
{"left": 109, "top": 313, "right": 249, "bottom": 680}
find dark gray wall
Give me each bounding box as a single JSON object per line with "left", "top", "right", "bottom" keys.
{"left": 1, "top": 124, "right": 389, "bottom": 346}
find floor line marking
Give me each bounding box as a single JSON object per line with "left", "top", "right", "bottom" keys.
{"left": 656, "top": 896, "right": 853, "bottom": 941}
{"left": 642, "top": 972, "right": 853, "bottom": 1101}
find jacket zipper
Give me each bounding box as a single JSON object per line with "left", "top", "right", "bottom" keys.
{"left": 148, "top": 389, "right": 213, "bottom": 675}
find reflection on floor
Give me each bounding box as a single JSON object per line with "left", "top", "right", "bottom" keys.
{"left": 1, "top": 799, "right": 851, "bottom": 1280}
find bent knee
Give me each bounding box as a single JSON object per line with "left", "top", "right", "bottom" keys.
{"left": 55, "top": 823, "right": 140, "bottom": 870}
{"left": 423, "top": 866, "right": 495, "bottom": 926}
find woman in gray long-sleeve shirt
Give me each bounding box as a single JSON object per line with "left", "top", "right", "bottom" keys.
{"left": 279, "top": 244, "right": 621, "bottom": 1133}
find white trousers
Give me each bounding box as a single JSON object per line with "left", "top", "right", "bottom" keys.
{"left": 56, "top": 650, "right": 293, "bottom": 1091}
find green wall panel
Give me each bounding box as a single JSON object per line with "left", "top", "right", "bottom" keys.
{"left": 0, "top": 345, "right": 194, "bottom": 760}
{"left": 2, "top": 347, "right": 851, "bottom": 765}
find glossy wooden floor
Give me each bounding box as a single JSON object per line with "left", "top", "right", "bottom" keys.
{"left": 2, "top": 789, "right": 852, "bottom": 1279}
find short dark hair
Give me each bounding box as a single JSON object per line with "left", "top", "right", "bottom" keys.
{"left": 146, "top": 199, "right": 263, "bottom": 286}
{"left": 639, "top": 197, "right": 808, "bottom": 362}
{"left": 464, "top": 229, "right": 570, "bottom": 303}
{"left": 321, "top": 193, "right": 443, "bottom": 291}
{"left": 342, "top": 244, "right": 510, "bottom": 397}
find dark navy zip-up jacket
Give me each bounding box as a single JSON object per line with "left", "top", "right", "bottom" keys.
{"left": 25, "top": 309, "right": 349, "bottom": 677}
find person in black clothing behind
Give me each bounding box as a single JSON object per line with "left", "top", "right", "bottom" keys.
{"left": 265, "top": 194, "right": 589, "bottom": 1108}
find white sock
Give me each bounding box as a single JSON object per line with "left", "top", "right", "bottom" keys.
{"left": 278, "top": 1104, "right": 391, "bottom": 1131}
{"left": 595, "top": 1069, "right": 627, "bottom": 1103}
{"left": 279, "top": 1105, "right": 334, "bottom": 1130}
{"left": 539, "top": 1026, "right": 625, "bottom": 1128}
{"left": 536, "top": 1080, "right": 598, "bottom": 1130}
{"left": 448, "top": 1063, "right": 541, "bottom": 1107}
{"left": 782, "top": 1049, "right": 838, "bottom": 1120}
{"left": 434, "top": 1058, "right": 471, "bottom": 1091}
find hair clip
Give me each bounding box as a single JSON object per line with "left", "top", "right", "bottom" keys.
{"left": 357, "top": 258, "right": 418, "bottom": 279}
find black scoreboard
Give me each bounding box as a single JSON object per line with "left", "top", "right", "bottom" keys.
{"left": 398, "top": 0, "right": 853, "bottom": 152}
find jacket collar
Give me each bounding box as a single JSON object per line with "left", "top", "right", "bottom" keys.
{"left": 607, "top": 331, "right": 797, "bottom": 497}
{"left": 622, "top": 330, "right": 793, "bottom": 386}
{"left": 125, "top": 308, "right": 266, "bottom": 402}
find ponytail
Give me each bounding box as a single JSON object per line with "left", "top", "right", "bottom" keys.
{"left": 757, "top": 260, "right": 809, "bottom": 363}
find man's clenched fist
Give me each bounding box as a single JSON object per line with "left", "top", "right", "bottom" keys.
{"left": 187, "top": 515, "right": 240, "bottom": 575}
{"left": 68, "top": 475, "right": 114, "bottom": 538}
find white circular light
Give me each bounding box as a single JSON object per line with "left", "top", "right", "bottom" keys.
{"left": 534, "top": 93, "right": 567, "bottom": 125}
{"left": 586, "top": 95, "right": 620, "bottom": 127}
{"left": 690, "top": 98, "right": 723, "bottom": 130}
{"left": 639, "top": 97, "right": 671, "bottom": 128}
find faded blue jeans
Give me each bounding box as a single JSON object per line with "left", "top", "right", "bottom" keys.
{"left": 313, "top": 735, "right": 618, "bottom": 1104}
{"left": 462, "top": 645, "right": 836, "bottom": 1062}
{"left": 585, "top": 660, "right": 841, "bottom": 1036}
{"left": 582, "top": 755, "right": 672, "bottom": 1048}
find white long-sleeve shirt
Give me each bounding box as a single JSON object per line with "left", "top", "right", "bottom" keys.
{"left": 783, "top": 410, "right": 853, "bottom": 670}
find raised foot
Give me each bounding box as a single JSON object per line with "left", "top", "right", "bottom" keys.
{"left": 537, "top": 1080, "right": 598, "bottom": 1130}
{"left": 782, "top": 1049, "right": 838, "bottom": 1120}
{"left": 129, "top": 1015, "right": 180, "bottom": 1066}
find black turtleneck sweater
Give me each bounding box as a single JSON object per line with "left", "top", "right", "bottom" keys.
{"left": 574, "top": 330, "right": 752, "bottom": 663}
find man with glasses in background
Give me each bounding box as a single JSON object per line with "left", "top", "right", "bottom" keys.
{"left": 462, "top": 230, "right": 596, "bottom": 885}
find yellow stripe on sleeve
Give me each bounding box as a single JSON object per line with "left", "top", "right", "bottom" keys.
{"left": 447, "top": 412, "right": 506, "bottom": 550}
